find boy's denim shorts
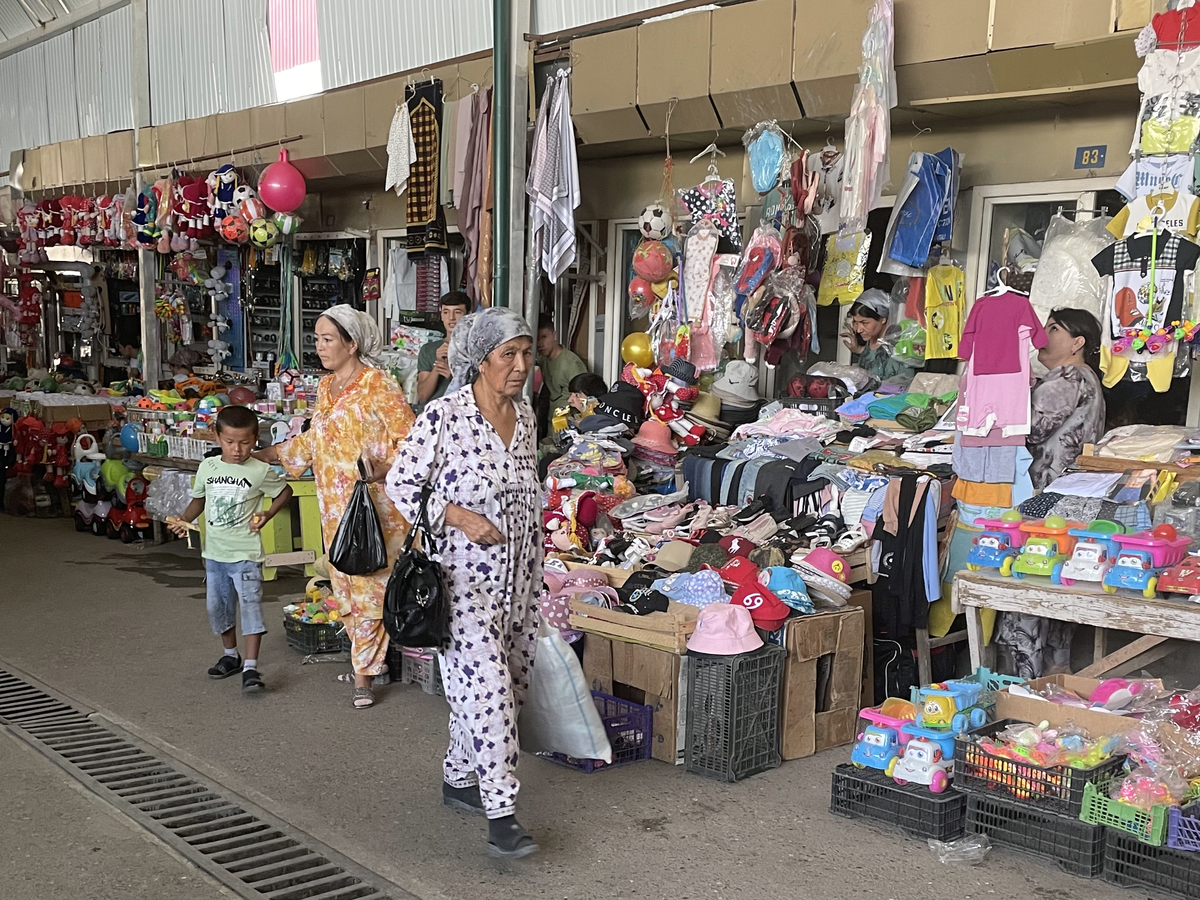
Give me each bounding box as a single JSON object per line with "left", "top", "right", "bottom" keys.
{"left": 205, "top": 559, "right": 266, "bottom": 636}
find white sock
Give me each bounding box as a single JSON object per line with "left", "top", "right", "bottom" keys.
{"left": 223, "top": 648, "right": 239, "bottom": 658}
{"left": 243, "top": 659, "right": 258, "bottom": 671}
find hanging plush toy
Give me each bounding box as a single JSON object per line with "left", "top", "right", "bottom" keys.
{"left": 207, "top": 165, "right": 241, "bottom": 220}
{"left": 0, "top": 407, "right": 15, "bottom": 469}
{"left": 132, "top": 188, "right": 160, "bottom": 247}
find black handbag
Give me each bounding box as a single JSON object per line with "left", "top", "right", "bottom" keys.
{"left": 383, "top": 487, "right": 450, "bottom": 649}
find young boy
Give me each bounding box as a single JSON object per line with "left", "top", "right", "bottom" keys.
{"left": 170, "top": 406, "right": 292, "bottom": 693}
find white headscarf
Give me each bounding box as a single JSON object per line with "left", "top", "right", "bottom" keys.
{"left": 319, "top": 304, "right": 384, "bottom": 365}
{"left": 447, "top": 307, "right": 533, "bottom": 392}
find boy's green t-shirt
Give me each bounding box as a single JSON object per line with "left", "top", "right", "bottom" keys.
{"left": 190, "top": 456, "right": 288, "bottom": 563}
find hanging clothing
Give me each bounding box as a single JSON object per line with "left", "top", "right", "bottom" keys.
{"left": 1115, "top": 155, "right": 1194, "bottom": 200}
{"left": 384, "top": 103, "right": 416, "bottom": 197}
{"left": 439, "top": 98, "right": 457, "bottom": 208}
{"left": 1092, "top": 230, "right": 1199, "bottom": 337}
{"left": 678, "top": 179, "right": 741, "bottom": 250}
{"left": 880, "top": 150, "right": 952, "bottom": 271}
{"left": 405, "top": 79, "right": 449, "bottom": 258}
{"left": 924, "top": 264, "right": 965, "bottom": 359}
{"left": 478, "top": 118, "right": 495, "bottom": 306}
{"left": 381, "top": 245, "right": 416, "bottom": 317}
{"left": 871, "top": 474, "right": 939, "bottom": 640}
{"left": 276, "top": 368, "right": 415, "bottom": 676}
{"left": 453, "top": 98, "right": 475, "bottom": 205}
{"left": 958, "top": 291, "right": 1047, "bottom": 375}
{"left": 957, "top": 325, "right": 1035, "bottom": 438}
{"left": 384, "top": 386, "right": 543, "bottom": 820}
{"left": 526, "top": 69, "right": 581, "bottom": 283}
{"left": 461, "top": 88, "right": 493, "bottom": 305}
{"left": 1108, "top": 190, "right": 1200, "bottom": 241}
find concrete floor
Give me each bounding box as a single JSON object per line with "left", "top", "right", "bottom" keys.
{"left": 0, "top": 515, "right": 1141, "bottom": 900}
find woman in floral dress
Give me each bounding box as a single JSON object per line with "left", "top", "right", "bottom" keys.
{"left": 256, "top": 305, "right": 414, "bottom": 708}
{"left": 385, "top": 307, "right": 542, "bottom": 860}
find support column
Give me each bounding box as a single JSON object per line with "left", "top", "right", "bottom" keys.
{"left": 492, "top": 0, "right": 531, "bottom": 314}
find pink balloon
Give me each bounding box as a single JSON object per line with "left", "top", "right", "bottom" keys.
{"left": 258, "top": 148, "right": 307, "bottom": 214}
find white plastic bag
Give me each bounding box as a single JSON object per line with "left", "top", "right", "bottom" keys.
{"left": 518, "top": 621, "right": 613, "bottom": 763}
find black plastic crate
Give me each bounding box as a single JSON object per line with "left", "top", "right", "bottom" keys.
{"left": 686, "top": 644, "right": 785, "bottom": 782}
{"left": 966, "top": 792, "right": 1106, "bottom": 878}
{"left": 954, "top": 718, "right": 1126, "bottom": 816}
{"left": 830, "top": 764, "right": 966, "bottom": 841}
{"left": 283, "top": 616, "right": 347, "bottom": 654}
{"left": 544, "top": 692, "right": 653, "bottom": 773}
{"left": 1104, "top": 827, "right": 1200, "bottom": 899}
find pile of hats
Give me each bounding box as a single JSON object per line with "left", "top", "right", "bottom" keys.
{"left": 578, "top": 382, "right": 646, "bottom": 436}
{"left": 711, "top": 360, "right": 761, "bottom": 427}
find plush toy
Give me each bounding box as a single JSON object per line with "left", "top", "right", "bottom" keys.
{"left": 16, "top": 202, "right": 39, "bottom": 263}
{"left": 132, "top": 189, "right": 160, "bottom": 247}
{"left": 207, "top": 165, "right": 240, "bottom": 220}
{"left": 180, "top": 180, "right": 213, "bottom": 246}
{"left": 0, "top": 406, "right": 15, "bottom": 469}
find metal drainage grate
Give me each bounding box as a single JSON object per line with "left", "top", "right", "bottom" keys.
{"left": 0, "top": 667, "right": 413, "bottom": 900}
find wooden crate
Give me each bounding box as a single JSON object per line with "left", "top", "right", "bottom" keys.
{"left": 569, "top": 598, "right": 698, "bottom": 653}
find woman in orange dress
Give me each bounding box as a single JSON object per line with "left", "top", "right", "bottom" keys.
{"left": 255, "top": 305, "right": 414, "bottom": 708}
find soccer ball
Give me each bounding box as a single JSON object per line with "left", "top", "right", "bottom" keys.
{"left": 638, "top": 204, "right": 672, "bottom": 241}
{"left": 218, "top": 215, "right": 249, "bottom": 244}
{"left": 249, "top": 218, "right": 279, "bottom": 248}
{"left": 273, "top": 212, "right": 302, "bottom": 236}
{"left": 239, "top": 198, "right": 268, "bottom": 222}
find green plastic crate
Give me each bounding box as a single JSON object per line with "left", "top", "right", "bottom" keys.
{"left": 1080, "top": 780, "right": 1169, "bottom": 846}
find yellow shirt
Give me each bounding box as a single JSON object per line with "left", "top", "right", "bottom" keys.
{"left": 1108, "top": 190, "right": 1200, "bottom": 241}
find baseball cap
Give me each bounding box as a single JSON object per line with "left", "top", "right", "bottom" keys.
{"left": 719, "top": 534, "right": 757, "bottom": 559}
{"left": 713, "top": 556, "right": 760, "bottom": 589}
{"left": 730, "top": 582, "right": 790, "bottom": 631}
{"left": 652, "top": 540, "right": 695, "bottom": 573}
{"left": 761, "top": 567, "right": 815, "bottom": 614}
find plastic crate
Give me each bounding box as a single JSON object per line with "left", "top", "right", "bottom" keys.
{"left": 1081, "top": 778, "right": 1169, "bottom": 846}
{"left": 830, "top": 764, "right": 966, "bottom": 841}
{"left": 954, "top": 718, "right": 1126, "bottom": 816}
{"left": 778, "top": 396, "right": 841, "bottom": 419}
{"left": 1103, "top": 828, "right": 1200, "bottom": 899}
{"left": 283, "top": 616, "right": 348, "bottom": 654}
{"left": 685, "top": 644, "right": 785, "bottom": 782}
{"left": 1168, "top": 802, "right": 1200, "bottom": 852}
{"left": 544, "top": 692, "right": 653, "bottom": 773}
{"left": 399, "top": 649, "right": 443, "bottom": 696}
{"left": 966, "top": 792, "right": 1106, "bottom": 878}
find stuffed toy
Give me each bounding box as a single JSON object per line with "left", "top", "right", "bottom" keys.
{"left": 231, "top": 183, "right": 258, "bottom": 216}
{"left": 0, "top": 407, "right": 15, "bottom": 468}
{"left": 17, "top": 202, "right": 39, "bottom": 263}
{"left": 132, "top": 189, "right": 159, "bottom": 247}
{"left": 180, "top": 180, "right": 212, "bottom": 246}
{"left": 207, "top": 165, "right": 240, "bottom": 220}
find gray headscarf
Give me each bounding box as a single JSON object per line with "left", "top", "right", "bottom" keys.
{"left": 447, "top": 307, "right": 533, "bottom": 392}
{"left": 319, "top": 304, "right": 384, "bottom": 365}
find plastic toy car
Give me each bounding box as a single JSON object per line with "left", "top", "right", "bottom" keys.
{"left": 1010, "top": 537, "right": 1067, "bottom": 581}
{"left": 916, "top": 681, "right": 988, "bottom": 733}
{"left": 851, "top": 724, "right": 904, "bottom": 775}
{"left": 1057, "top": 540, "right": 1114, "bottom": 587}
{"left": 1159, "top": 554, "right": 1200, "bottom": 601}
{"left": 965, "top": 531, "right": 1019, "bottom": 574}
{"left": 891, "top": 732, "right": 955, "bottom": 793}
{"left": 1103, "top": 548, "right": 1161, "bottom": 598}
{"left": 106, "top": 476, "right": 152, "bottom": 543}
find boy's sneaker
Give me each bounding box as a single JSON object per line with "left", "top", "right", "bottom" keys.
{"left": 242, "top": 669, "right": 265, "bottom": 693}
{"left": 208, "top": 655, "right": 242, "bottom": 679}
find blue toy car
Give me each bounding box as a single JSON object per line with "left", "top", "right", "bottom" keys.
{"left": 1102, "top": 548, "right": 1161, "bottom": 599}
{"left": 965, "top": 531, "right": 1019, "bottom": 574}
{"left": 851, "top": 724, "right": 903, "bottom": 775}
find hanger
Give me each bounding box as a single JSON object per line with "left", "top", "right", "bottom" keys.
{"left": 986, "top": 266, "right": 1028, "bottom": 297}
{"left": 690, "top": 141, "right": 726, "bottom": 183}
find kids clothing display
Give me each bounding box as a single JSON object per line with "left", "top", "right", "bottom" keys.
{"left": 1115, "top": 154, "right": 1194, "bottom": 199}
{"left": 924, "top": 265, "right": 965, "bottom": 359}
{"left": 958, "top": 291, "right": 1047, "bottom": 375}
{"left": 1107, "top": 190, "right": 1200, "bottom": 240}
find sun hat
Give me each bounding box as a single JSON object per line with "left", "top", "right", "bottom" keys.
{"left": 730, "top": 582, "right": 790, "bottom": 631}
{"left": 719, "top": 534, "right": 757, "bottom": 559}
{"left": 686, "top": 603, "right": 764, "bottom": 655}
{"left": 712, "top": 360, "right": 760, "bottom": 405}
{"left": 653, "top": 570, "right": 728, "bottom": 608}
{"left": 761, "top": 567, "right": 815, "bottom": 614}
{"left": 651, "top": 540, "right": 695, "bottom": 572}
{"left": 633, "top": 419, "right": 678, "bottom": 457}
{"left": 689, "top": 391, "right": 722, "bottom": 423}
{"left": 559, "top": 571, "right": 621, "bottom": 608}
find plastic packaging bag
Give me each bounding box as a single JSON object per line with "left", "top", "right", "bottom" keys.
{"left": 328, "top": 461, "right": 388, "bottom": 576}
{"left": 1028, "top": 214, "right": 1113, "bottom": 329}
{"left": 145, "top": 469, "right": 193, "bottom": 521}
{"left": 929, "top": 834, "right": 991, "bottom": 865}
{"left": 518, "top": 620, "right": 614, "bottom": 763}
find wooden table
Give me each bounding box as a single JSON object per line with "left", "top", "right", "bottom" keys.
{"left": 950, "top": 570, "right": 1200, "bottom": 677}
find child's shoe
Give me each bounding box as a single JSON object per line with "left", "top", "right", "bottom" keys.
{"left": 208, "top": 655, "right": 241, "bottom": 679}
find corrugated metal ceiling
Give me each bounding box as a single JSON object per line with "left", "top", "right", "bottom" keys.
{"left": 530, "top": 0, "right": 686, "bottom": 36}
{"left": 0, "top": 0, "right": 102, "bottom": 43}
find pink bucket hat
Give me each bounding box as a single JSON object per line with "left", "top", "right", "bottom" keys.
{"left": 560, "top": 570, "right": 621, "bottom": 608}
{"left": 687, "top": 603, "right": 764, "bottom": 655}
{"left": 633, "top": 419, "right": 678, "bottom": 457}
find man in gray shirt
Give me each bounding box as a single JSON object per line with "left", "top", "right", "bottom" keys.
{"left": 415, "top": 291, "right": 472, "bottom": 414}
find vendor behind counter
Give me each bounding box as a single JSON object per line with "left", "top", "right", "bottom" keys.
{"left": 841, "top": 289, "right": 914, "bottom": 387}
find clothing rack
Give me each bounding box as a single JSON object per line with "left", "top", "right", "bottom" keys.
{"left": 1056, "top": 206, "right": 1108, "bottom": 217}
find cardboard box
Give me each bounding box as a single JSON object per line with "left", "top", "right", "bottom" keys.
{"left": 40, "top": 143, "right": 62, "bottom": 189}
{"left": 1117, "top": 0, "right": 1166, "bottom": 32}
{"left": 571, "top": 29, "right": 647, "bottom": 144}
{"left": 583, "top": 634, "right": 687, "bottom": 764}
{"left": 637, "top": 10, "right": 720, "bottom": 136}
{"left": 185, "top": 115, "right": 220, "bottom": 163}
{"left": 250, "top": 104, "right": 286, "bottom": 149}
{"left": 364, "top": 76, "right": 406, "bottom": 148}
{"left": 792, "top": 0, "right": 870, "bottom": 117}
{"left": 32, "top": 398, "right": 115, "bottom": 429}
{"left": 105, "top": 131, "right": 134, "bottom": 179}
{"left": 136, "top": 127, "right": 156, "bottom": 169}
{"left": 844, "top": 589, "right": 874, "bottom": 707}
{"left": 995, "top": 674, "right": 1162, "bottom": 736}
{"left": 780, "top": 607, "right": 865, "bottom": 760}
{"left": 82, "top": 135, "right": 107, "bottom": 183}
{"left": 156, "top": 122, "right": 188, "bottom": 167}
{"left": 60, "top": 139, "right": 85, "bottom": 186}
{"left": 895, "top": 0, "right": 989, "bottom": 64}
{"left": 710, "top": 0, "right": 801, "bottom": 127}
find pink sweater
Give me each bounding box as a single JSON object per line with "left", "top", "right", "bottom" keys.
{"left": 959, "top": 291, "right": 1048, "bottom": 374}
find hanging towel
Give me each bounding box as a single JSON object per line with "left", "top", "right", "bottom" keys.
{"left": 382, "top": 245, "right": 416, "bottom": 317}
{"left": 404, "top": 79, "right": 448, "bottom": 257}
{"left": 526, "top": 69, "right": 580, "bottom": 283}
{"left": 453, "top": 96, "right": 475, "bottom": 206}
{"left": 384, "top": 103, "right": 416, "bottom": 196}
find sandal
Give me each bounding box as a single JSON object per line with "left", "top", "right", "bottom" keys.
{"left": 337, "top": 672, "right": 391, "bottom": 685}
{"left": 352, "top": 686, "right": 375, "bottom": 709}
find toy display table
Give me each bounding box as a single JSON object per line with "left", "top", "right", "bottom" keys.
{"left": 138, "top": 454, "right": 322, "bottom": 581}
{"left": 950, "top": 570, "right": 1200, "bottom": 678}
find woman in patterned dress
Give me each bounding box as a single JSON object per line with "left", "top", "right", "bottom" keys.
{"left": 255, "top": 305, "right": 414, "bottom": 709}
{"left": 385, "top": 307, "right": 542, "bottom": 860}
